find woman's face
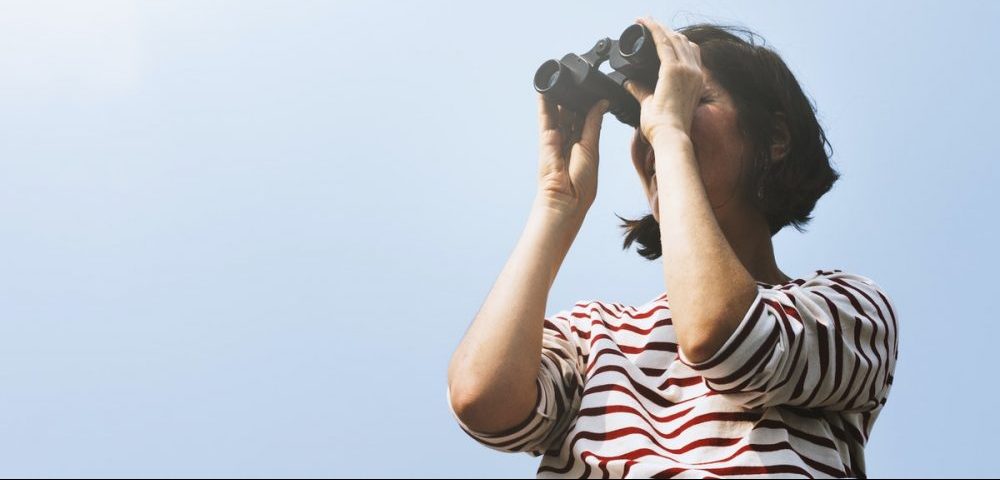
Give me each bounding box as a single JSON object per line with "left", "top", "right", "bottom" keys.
{"left": 631, "top": 71, "right": 751, "bottom": 223}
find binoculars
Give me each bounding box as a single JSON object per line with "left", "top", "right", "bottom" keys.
{"left": 533, "top": 23, "right": 661, "bottom": 128}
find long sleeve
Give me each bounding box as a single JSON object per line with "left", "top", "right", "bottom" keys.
{"left": 678, "top": 271, "right": 898, "bottom": 412}
{"left": 446, "top": 306, "right": 586, "bottom": 456}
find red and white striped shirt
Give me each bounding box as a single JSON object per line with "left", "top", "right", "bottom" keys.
{"left": 447, "top": 269, "right": 898, "bottom": 478}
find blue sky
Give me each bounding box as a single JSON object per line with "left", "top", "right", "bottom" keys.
{"left": 1, "top": 1, "right": 997, "bottom": 477}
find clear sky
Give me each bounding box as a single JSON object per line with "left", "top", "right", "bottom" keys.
{"left": 1, "top": 1, "right": 997, "bottom": 478}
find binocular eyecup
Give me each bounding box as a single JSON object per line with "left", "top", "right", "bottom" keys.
{"left": 533, "top": 24, "right": 662, "bottom": 129}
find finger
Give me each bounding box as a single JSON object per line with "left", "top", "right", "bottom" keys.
{"left": 665, "top": 29, "right": 696, "bottom": 65}
{"left": 538, "top": 96, "right": 566, "bottom": 166}
{"left": 636, "top": 17, "right": 678, "bottom": 64}
{"left": 623, "top": 78, "right": 652, "bottom": 102}
{"left": 560, "top": 106, "right": 582, "bottom": 146}
{"left": 650, "top": 20, "right": 697, "bottom": 68}
{"left": 577, "top": 100, "right": 609, "bottom": 154}
{"left": 557, "top": 104, "right": 573, "bottom": 131}
{"left": 538, "top": 94, "right": 559, "bottom": 133}
{"left": 569, "top": 100, "right": 608, "bottom": 179}
{"left": 688, "top": 40, "right": 703, "bottom": 68}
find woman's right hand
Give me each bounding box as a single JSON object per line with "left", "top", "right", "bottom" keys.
{"left": 535, "top": 95, "right": 609, "bottom": 220}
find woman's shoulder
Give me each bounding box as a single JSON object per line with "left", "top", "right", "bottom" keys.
{"left": 552, "top": 268, "right": 891, "bottom": 321}
{"left": 760, "top": 268, "right": 896, "bottom": 317}
{"left": 757, "top": 268, "right": 884, "bottom": 292}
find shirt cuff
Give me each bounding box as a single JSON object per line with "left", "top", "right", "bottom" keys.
{"left": 677, "top": 288, "right": 771, "bottom": 381}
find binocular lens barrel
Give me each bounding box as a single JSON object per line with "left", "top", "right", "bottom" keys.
{"left": 618, "top": 24, "right": 654, "bottom": 63}
{"left": 534, "top": 60, "right": 564, "bottom": 93}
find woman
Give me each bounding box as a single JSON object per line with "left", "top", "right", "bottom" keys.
{"left": 447, "top": 17, "right": 898, "bottom": 479}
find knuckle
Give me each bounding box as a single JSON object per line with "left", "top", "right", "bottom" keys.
{"left": 665, "top": 63, "right": 685, "bottom": 74}
{"left": 663, "top": 63, "right": 701, "bottom": 78}
{"left": 540, "top": 129, "right": 562, "bottom": 143}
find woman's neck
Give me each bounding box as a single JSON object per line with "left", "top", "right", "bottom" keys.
{"left": 719, "top": 206, "right": 790, "bottom": 285}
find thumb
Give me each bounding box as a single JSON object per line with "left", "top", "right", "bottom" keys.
{"left": 623, "top": 79, "right": 652, "bottom": 102}
{"left": 575, "top": 100, "right": 609, "bottom": 158}
{"left": 569, "top": 100, "right": 609, "bottom": 177}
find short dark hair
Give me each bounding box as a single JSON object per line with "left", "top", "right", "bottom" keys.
{"left": 618, "top": 23, "right": 840, "bottom": 261}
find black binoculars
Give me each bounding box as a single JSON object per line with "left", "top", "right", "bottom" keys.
{"left": 533, "top": 23, "right": 661, "bottom": 128}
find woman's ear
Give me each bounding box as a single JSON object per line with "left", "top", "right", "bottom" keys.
{"left": 770, "top": 112, "right": 791, "bottom": 163}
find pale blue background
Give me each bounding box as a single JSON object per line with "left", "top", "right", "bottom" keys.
{"left": 1, "top": 1, "right": 997, "bottom": 478}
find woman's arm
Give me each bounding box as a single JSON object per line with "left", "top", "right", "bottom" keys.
{"left": 448, "top": 94, "right": 606, "bottom": 435}
{"left": 447, "top": 199, "right": 582, "bottom": 433}
{"left": 651, "top": 132, "right": 759, "bottom": 363}
{"left": 680, "top": 272, "right": 898, "bottom": 412}
{"left": 623, "top": 17, "right": 758, "bottom": 363}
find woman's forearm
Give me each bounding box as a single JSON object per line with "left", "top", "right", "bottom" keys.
{"left": 447, "top": 197, "right": 583, "bottom": 432}
{"left": 652, "top": 130, "right": 759, "bottom": 363}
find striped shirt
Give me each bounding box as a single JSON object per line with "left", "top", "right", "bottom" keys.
{"left": 446, "top": 269, "right": 898, "bottom": 478}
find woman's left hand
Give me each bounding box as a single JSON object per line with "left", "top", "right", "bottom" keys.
{"left": 623, "top": 17, "right": 705, "bottom": 145}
